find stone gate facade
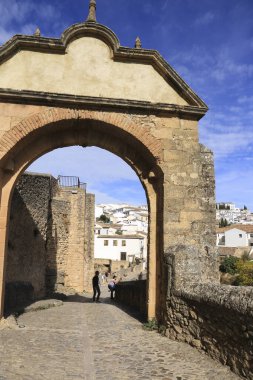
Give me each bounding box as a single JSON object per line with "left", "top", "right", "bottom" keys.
{"left": 0, "top": 4, "right": 252, "bottom": 379}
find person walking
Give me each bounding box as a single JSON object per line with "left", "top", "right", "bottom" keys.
{"left": 108, "top": 275, "right": 118, "bottom": 300}
{"left": 92, "top": 270, "right": 101, "bottom": 302}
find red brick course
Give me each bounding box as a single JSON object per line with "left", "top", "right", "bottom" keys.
{"left": 0, "top": 108, "right": 162, "bottom": 160}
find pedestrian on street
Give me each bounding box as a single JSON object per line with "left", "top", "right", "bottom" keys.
{"left": 108, "top": 275, "right": 118, "bottom": 300}
{"left": 92, "top": 270, "right": 101, "bottom": 302}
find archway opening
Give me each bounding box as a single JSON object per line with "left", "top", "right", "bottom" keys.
{"left": 4, "top": 146, "right": 148, "bottom": 312}
{"left": 0, "top": 116, "right": 164, "bottom": 321}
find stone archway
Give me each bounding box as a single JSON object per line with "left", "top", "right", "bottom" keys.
{"left": 0, "top": 18, "right": 219, "bottom": 323}
{"left": 0, "top": 108, "right": 164, "bottom": 319}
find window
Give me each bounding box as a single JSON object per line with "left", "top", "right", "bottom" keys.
{"left": 121, "top": 252, "right": 127, "bottom": 261}
{"left": 239, "top": 234, "right": 242, "bottom": 238}
{"left": 104, "top": 240, "right": 109, "bottom": 246}
{"left": 113, "top": 240, "right": 118, "bottom": 246}
{"left": 122, "top": 240, "right": 126, "bottom": 246}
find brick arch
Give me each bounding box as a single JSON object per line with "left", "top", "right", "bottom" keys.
{"left": 0, "top": 107, "right": 163, "bottom": 322}
{"left": 0, "top": 108, "right": 162, "bottom": 162}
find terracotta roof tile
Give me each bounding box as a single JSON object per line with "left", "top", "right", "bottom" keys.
{"left": 217, "top": 224, "right": 253, "bottom": 233}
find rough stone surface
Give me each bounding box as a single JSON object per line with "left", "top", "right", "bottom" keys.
{"left": 5, "top": 173, "right": 95, "bottom": 310}
{"left": 0, "top": 20, "right": 249, "bottom": 379}
{"left": 6, "top": 173, "right": 53, "bottom": 301}
{"left": 117, "top": 280, "right": 253, "bottom": 379}
{"left": 166, "top": 284, "right": 253, "bottom": 380}
{"left": 23, "top": 298, "right": 63, "bottom": 313}
{"left": 0, "top": 287, "right": 240, "bottom": 380}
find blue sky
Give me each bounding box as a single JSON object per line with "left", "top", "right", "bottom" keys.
{"left": 0, "top": 0, "right": 253, "bottom": 208}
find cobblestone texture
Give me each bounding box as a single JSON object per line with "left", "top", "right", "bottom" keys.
{"left": 0, "top": 286, "right": 241, "bottom": 380}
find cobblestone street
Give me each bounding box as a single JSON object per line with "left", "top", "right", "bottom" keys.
{"left": 0, "top": 286, "right": 241, "bottom": 380}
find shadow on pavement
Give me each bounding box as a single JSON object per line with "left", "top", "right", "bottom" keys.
{"left": 4, "top": 286, "right": 146, "bottom": 324}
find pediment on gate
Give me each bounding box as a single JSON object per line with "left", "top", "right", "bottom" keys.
{"left": 0, "top": 22, "right": 207, "bottom": 116}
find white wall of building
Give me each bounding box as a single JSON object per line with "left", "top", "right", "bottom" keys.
{"left": 224, "top": 229, "right": 248, "bottom": 247}
{"left": 95, "top": 205, "right": 105, "bottom": 218}
{"left": 94, "top": 235, "right": 144, "bottom": 261}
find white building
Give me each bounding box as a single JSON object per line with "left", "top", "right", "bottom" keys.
{"left": 94, "top": 234, "right": 145, "bottom": 262}
{"left": 216, "top": 202, "right": 237, "bottom": 210}
{"left": 217, "top": 225, "right": 253, "bottom": 247}
{"left": 216, "top": 203, "right": 252, "bottom": 225}
{"left": 94, "top": 204, "right": 148, "bottom": 265}
{"left": 95, "top": 205, "right": 106, "bottom": 219}
{"left": 95, "top": 222, "right": 121, "bottom": 235}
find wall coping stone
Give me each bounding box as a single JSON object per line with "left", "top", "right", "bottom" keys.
{"left": 174, "top": 283, "right": 253, "bottom": 316}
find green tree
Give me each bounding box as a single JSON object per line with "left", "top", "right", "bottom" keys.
{"left": 219, "top": 218, "right": 229, "bottom": 227}
{"left": 241, "top": 251, "right": 250, "bottom": 262}
{"left": 234, "top": 260, "right": 253, "bottom": 286}
{"left": 98, "top": 214, "right": 110, "bottom": 223}
{"left": 219, "top": 218, "right": 224, "bottom": 227}
{"left": 244, "top": 205, "right": 247, "bottom": 210}
{"left": 219, "top": 256, "right": 239, "bottom": 275}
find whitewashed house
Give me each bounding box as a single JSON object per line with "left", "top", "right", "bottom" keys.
{"left": 95, "top": 222, "right": 120, "bottom": 236}
{"left": 217, "top": 225, "right": 253, "bottom": 247}
{"left": 94, "top": 234, "right": 145, "bottom": 262}
{"left": 95, "top": 205, "right": 106, "bottom": 219}
{"left": 121, "top": 220, "right": 148, "bottom": 234}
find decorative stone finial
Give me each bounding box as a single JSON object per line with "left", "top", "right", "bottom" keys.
{"left": 135, "top": 36, "right": 142, "bottom": 49}
{"left": 86, "top": 0, "right": 97, "bottom": 22}
{"left": 34, "top": 27, "right": 41, "bottom": 37}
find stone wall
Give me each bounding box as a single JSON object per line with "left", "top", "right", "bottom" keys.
{"left": 161, "top": 142, "right": 219, "bottom": 293}
{"left": 115, "top": 280, "right": 147, "bottom": 317}
{"left": 166, "top": 284, "right": 253, "bottom": 380}
{"left": 46, "top": 197, "right": 71, "bottom": 293}
{"left": 5, "top": 173, "right": 54, "bottom": 306}
{"left": 62, "top": 188, "right": 86, "bottom": 292}
{"left": 218, "top": 246, "right": 252, "bottom": 258}
{"left": 5, "top": 173, "right": 95, "bottom": 309}
{"left": 116, "top": 277, "right": 253, "bottom": 379}
{"left": 94, "top": 259, "right": 129, "bottom": 273}
{"left": 84, "top": 194, "right": 95, "bottom": 292}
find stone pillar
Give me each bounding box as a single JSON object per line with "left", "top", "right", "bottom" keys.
{"left": 84, "top": 193, "right": 95, "bottom": 292}
{"left": 161, "top": 117, "right": 219, "bottom": 293}
{"left": 0, "top": 172, "right": 13, "bottom": 318}
{"left": 147, "top": 184, "right": 157, "bottom": 320}
{"left": 65, "top": 188, "right": 86, "bottom": 292}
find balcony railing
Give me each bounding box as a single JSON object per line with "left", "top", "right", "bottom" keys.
{"left": 57, "top": 175, "right": 86, "bottom": 190}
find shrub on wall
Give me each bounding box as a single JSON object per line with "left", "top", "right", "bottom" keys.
{"left": 234, "top": 260, "right": 253, "bottom": 286}
{"left": 219, "top": 256, "right": 239, "bottom": 275}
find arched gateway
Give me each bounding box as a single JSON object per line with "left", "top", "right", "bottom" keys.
{"left": 0, "top": 2, "right": 219, "bottom": 321}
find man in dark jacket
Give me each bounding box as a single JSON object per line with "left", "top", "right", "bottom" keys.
{"left": 92, "top": 270, "right": 101, "bottom": 302}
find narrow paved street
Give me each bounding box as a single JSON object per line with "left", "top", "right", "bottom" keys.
{"left": 0, "top": 286, "right": 240, "bottom": 380}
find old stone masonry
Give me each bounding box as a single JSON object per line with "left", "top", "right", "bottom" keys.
{"left": 0, "top": 287, "right": 240, "bottom": 380}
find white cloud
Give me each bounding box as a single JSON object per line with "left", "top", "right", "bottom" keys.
{"left": 0, "top": 0, "right": 62, "bottom": 44}
{"left": 87, "top": 188, "right": 123, "bottom": 204}
{"left": 211, "top": 59, "right": 253, "bottom": 81}
{"left": 27, "top": 146, "right": 146, "bottom": 205}
{"left": 28, "top": 147, "right": 138, "bottom": 185}
{"left": 194, "top": 11, "right": 215, "bottom": 26}
{"left": 200, "top": 114, "right": 253, "bottom": 159}
{"left": 0, "top": 0, "right": 31, "bottom": 25}
{"left": 215, "top": 167, "right": 253, "bottom": 210}
{"left": 238, "top": 95, "right": 253, "bottom": 104}
{"left": 162, "top": 0, "right": 169, "bottom": 11}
